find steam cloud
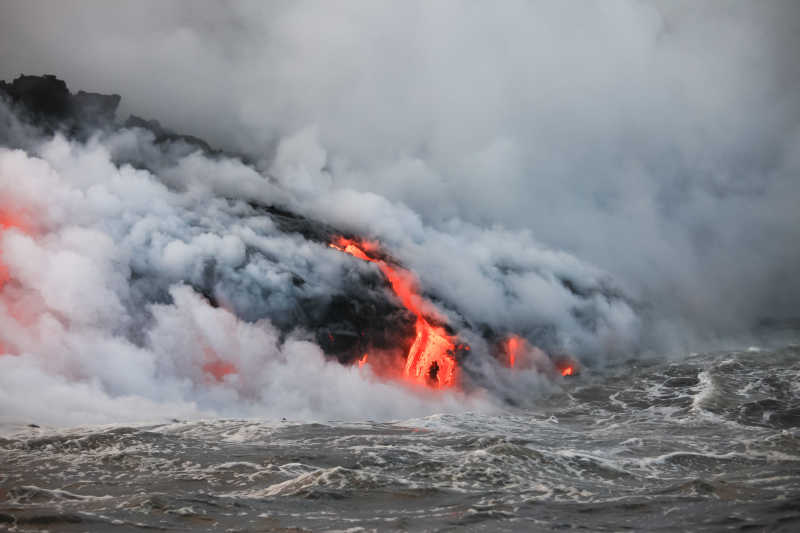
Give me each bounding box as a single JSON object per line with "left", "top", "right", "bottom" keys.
{"left": 1, "top": 1, "right": 798, "bottom": 425}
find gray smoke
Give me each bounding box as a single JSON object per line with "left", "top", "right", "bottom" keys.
{"left": 0, "top": 128, "right": 498, "bottom": 425}
{"left": 0, "top": 104, "right": 623, "bottom": 424}
{"left": 3, "top": 1, "right": 797, "bottom": 339}
{"left": 0, "top": 1, "right": 798, "bottom": 424}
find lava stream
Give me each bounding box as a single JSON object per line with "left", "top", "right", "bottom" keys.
{"left": 555, "top": 359, "right": 577, "bottom": 377}
{"left": 0, "top": 209, "right": 31, "bottom": 293}
{"left": 0, "top": 210, "right": 27, "bottom": 290}
{"left": 505, "top": 335, "right": 522, "bottom": 368}
{"left": 0, "top": 209, "right": 31, "bottom": 356}
{"left": 330, "top": 238, "right": 457, "bottom": 388}
{"left": 504, "top": 334, "right": 577, "bottom": 377}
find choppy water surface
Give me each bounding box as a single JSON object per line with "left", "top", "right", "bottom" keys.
{"left": 2, "top": 345, "right": 799, "bottom": 532}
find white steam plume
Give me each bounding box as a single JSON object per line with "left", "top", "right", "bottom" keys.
{"left": 0, "top": 1, "right": 798, "bottom": 424}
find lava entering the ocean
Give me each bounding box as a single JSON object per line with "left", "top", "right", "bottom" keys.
{"left": 0, "top": 209, "right": 33, "bottom": 293}
{"left": 330, "top": 237, "right": 457, "bottom": 388}
{"left": 0, "top": 208, "right": 32, "bottom": 356}
{"left": 505, "top": 335, "right": 522, "bottom": 368}
{"left": 0, "top": 210, "right": 27, "bottom": 290}
{"left": 554, "top": 359, "right": 577, "bottom": 377}
{"left": 504, "top": 334, "right": 578, "bottom": 377}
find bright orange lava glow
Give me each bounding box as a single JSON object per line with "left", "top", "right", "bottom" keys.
{"left": 358, "top": 353, "right": 368, "bottom": 368}
{"left": 330, "top": 237, "right": 457, "bottom": 388}
{"left": 505, "top": 335, "right": 524, "bottom": 368}
{"left": 553, "top": 356, "right": 579, "bottom": 377}
{"left": 203, "top": 360, "right": 237, "bottom": 381}
{"left": 0, "top": 209, "right": 32, "bottom": 357}
{"left": 0, "top": 211, "right": 26, "bottom": 231}
{"left": 0, "top": 211, "right": 26, "bottom": 291}
{"left": 1, "top": 209, "right": 32, "bottom": 290}
{"left": 201, "top": 346, "right": 237, "bottom": 381}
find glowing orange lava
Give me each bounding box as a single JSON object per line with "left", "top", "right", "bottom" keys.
{"left": 0, "top": 211, "right": 25, "bottom": 231}
{"left": 330, "top": 237, "right": 457, "bottom": 388}
{"left": 553, "top": 357, "right": 578, "bottom": 377}
{"left": 1, "top": 209, "right": 31, "bottom": 291}
{"left": 0, "top": 209, "right": 31, "bottom": 357}
{"left": 404, "top": 317, "right": 456, "bottom": 386}
{"left": 505, "top": 334, "right": 578, "bottom": 377}
{"left": 0, "top": 211, "right": 25, "bottom": 290}
{"left": 203, "top": 360, "right": 237, "bottom": 381}
{"left": 358, "top": 353, "right": 368, "bottom": 368}
{"left": 201, "top": 346, "right": 237, "bottom": 381}
{"left": 505, "top": 335, "right": 524, "bottom": 368}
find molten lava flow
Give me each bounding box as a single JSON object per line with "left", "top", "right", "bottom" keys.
{"left": 0, "top": 209, "right": 31, "bottom": 356}
{"left": 404, "top": 317, "right": 456, "bottom": 386}
{"left": 0, "top": 211, "right": 26, "bottom": 290}
{"left": 330, "top": 237, "right": 457, "bottom": 388}
{"left": 203, "top": 360, "right": 237, "bottom": 381}
{"left": 202, "top": 347, "right": 237, "bottom": 382}
{"left": 505, "top": 335, "right": 523, "bottom": 368}
{"left": 553, "top": 357, "right": 578, "bottom": 377}
{"left": 0, "top": 211, "right": 25, "bottom": 231}
{"left": 504, "top": 334, "right": 578, "bottom": 377}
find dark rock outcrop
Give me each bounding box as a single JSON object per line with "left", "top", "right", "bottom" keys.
{"left": 0, "top": 74, "right": 224, "bottom": 156}
{"left": 0, "top": 74, "right": 120, "bottom": 130}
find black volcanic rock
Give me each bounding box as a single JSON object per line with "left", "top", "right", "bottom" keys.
{"left": 0, "top": 74, "right": 120, "bottom": 130}
{"left": 0, "top": 74, "right": 71, "bottom": 117}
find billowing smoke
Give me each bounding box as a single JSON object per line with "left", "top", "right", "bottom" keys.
{"left": 0, "top": 81, "right": 620, "bottom": 424}
{"left": 1, "top": 1, "right": 798, "bottom": 424}
{"left": 0, "top": 124, "right": 493, "bottom": 425}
